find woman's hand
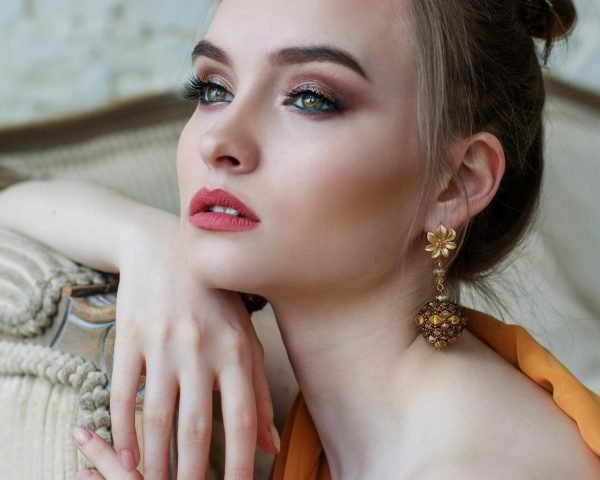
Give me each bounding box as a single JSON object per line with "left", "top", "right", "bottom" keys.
{"left": 110, "top": 210, "right": 279, "bottom": 479}
{"left": 0, "top": 180, "right": 278, "bottom": 475}
{"left": 73, "top": 426, "right": 142, "bottom": 479}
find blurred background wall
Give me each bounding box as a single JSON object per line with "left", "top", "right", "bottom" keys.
{"left": 0, "top": 0, "right": 218, "bottom": 127}
{"left": 549, "top": 0, "right": 600, "bottom": 93}
{"left": 0, "top": 0, "right": 598, "bottom": 127}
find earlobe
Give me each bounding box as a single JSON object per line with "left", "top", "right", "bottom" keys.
{"left": 425, "top": 132, "right": 506, "bottom": 231}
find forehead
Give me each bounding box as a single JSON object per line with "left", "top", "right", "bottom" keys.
{"left": 206, "top": 0, "right": 415, "bottom": 78}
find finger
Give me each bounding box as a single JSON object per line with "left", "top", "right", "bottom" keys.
{"left": 142, "top": 362, "right": 178, "bottom": 480}
{"left": 72, "top": 427, "right": 127, "bottom": 479}
{"left": 76, "top": 469, "right": 105, "bottom": 480}
{"left": 176, "top": 374, "right": 213, "bottom": 479}
{"left": 219, "top": 365, "right": 257, "bottom": 480}
{"left": 110, "top": 335, "right": 144, "bottom": 471}
{"left": 250, "top": 339, "right": 279, "bottom": 454}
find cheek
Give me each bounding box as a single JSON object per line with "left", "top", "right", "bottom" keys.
{"left": 176, "top": 120, "right": 192, "bottom": 207}
{"left": 265, "top": 119, "right": 423, "bottom": 281}
{"left": 176, "top": 116, "right": 207, "bottom": 215}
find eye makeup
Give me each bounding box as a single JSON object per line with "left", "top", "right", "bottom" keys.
{"left": 182, "top": 72, "right": 349, "bottom": 116}
{"left": 282, "top": 83, "right": 344, "bottom": 114}
{"left": 182, "top": 75, "right": 233, "bottom": 104}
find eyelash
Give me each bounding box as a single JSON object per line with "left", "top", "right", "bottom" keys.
{"left": 182, "top": 75, "right": 225, "bottom": 102}
{"left": 181, "top": 74, "right": 344, "bottom": 115}
{"left": 282, "top": 86, "right": 342, "bottom": 114}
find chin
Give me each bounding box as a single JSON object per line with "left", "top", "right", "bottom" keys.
{"left": 183, "top": 235, "right": 271, "bottom": 294}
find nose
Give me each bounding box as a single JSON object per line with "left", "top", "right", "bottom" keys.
{"left": 198, "top": 104, "right": 261, "bottom": 174}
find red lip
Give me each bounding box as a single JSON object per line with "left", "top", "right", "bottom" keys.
{"left": 188, "top": 188, "right": 260, "bottom": 232}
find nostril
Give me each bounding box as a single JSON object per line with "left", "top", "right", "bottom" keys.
{"left": 217, "top": 155, "right": 241, "bottom": 167}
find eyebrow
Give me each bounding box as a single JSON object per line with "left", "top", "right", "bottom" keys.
{"left": 192, "top": 39, "right": 368, "bottom": 80}
{"left": 192, "top": 40, "right": 231, "bottom": 66}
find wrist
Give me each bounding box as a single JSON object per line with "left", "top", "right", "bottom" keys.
{"left": 117, "top": 204, "right": 180, "bottom": 271}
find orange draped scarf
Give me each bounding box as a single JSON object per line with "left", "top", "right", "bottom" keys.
{"left": 271, "top": 309, "right": 600, "bottom": 480}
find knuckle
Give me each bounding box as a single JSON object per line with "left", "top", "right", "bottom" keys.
{"left": 224, "top": 466, "right": 253, "bottom": 480}
{"left": 224, "top": 330, "right": 251, "bottom": 362}
{"left": 86, "top": 438, "right": 111, "bottom": 462}
{"left": 143, "top": 463, "right": 169, "bottom": 479}
{"left": 181, "top": 416, "right": 211, "bottom": 442}
{"left": 179, "top": 475, "right": 200, "bottom": 480}
{"left": 153, "top": 322, "right": 173, "bottom": 346}
{"left": 144, "top": 408, "right": 172, "bottom": 430}
{"left": 177, "top": 461, "right": 209, "bottom": 480}
{"left": 232, "top": 413, "right": 256, "bottom": 437}
{"left": 255, "top": 387, "right": 272, "bottom": 409}
{"left": 181, "top": 324, "right": 208, "bottom": 349}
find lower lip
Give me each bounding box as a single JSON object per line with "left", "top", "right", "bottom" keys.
{"left": 189, "top": 212, "right": 260, "bottom": 232}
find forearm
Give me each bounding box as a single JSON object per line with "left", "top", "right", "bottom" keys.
{"left": 0, "top": 179, "right": 178, "bottom": 273}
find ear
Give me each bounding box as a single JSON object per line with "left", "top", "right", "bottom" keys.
{"left": 424, "top": 132, "right": 505, "bottom": 232}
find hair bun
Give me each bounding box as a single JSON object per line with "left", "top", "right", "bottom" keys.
{"left": 519, "top": 0, "right": 577, "bottom": 61}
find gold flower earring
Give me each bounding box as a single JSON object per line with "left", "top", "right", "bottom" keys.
{"left": 415, "top": 225, "right": 467, "bottom": 350}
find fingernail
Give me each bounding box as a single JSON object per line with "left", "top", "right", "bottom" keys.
{"left": 119, "top": 448, "right": 136, "bottom": 472}
{"left": 72, "top": 426, "right": 93, "bottom": 446}
{"left": 269, "top": 424, "right": 281, "bottom": 453}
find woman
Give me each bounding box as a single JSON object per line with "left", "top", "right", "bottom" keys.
{"left": 1, "top": 0, "right": 599, "bottom": 478}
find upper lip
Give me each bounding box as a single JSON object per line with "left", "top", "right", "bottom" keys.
{"left": 188, "top": 188, "right": 260, "bottom": 222}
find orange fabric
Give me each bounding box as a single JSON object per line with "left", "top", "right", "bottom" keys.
{"left": 270, "top": 309, "right": 600, "bottom": 480}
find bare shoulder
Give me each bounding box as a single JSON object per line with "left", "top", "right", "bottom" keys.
{"left": 411, "top": 330, "right": 600, "bottom": 479}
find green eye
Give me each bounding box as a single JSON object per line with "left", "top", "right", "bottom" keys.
{"left": 201, "top": 83, "right": 233, "bottom": 104}
{"left": 285, "top": 89, "right": 340, "bottom": 113}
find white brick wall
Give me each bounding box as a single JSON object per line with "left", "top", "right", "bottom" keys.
{"left": 0, "top": 0, "right": 597, "bottom": 127}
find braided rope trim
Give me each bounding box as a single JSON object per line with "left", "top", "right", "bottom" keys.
{"left": 0, "top": 341, "right": 112, "bottom": 445}
{"left": 0, "top": 228, "right": 118, "bottom": 337}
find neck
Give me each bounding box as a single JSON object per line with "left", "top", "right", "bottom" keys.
{"left": 268, "top": 271, "right": 436, "bottom": 478}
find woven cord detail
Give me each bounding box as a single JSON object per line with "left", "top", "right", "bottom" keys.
{"left": 0, "top": 341, "right": 112, "bottom": 444}
{"left": 0, "top": 228, "right": 118, "bottom": 338}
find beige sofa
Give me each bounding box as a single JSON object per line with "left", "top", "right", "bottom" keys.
{"left": 0, "top": 80, "right": 598, "bottom": 479}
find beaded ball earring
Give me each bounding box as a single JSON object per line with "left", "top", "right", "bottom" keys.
{"left": 415, "top": 225, "right": 467, "bottom": 350}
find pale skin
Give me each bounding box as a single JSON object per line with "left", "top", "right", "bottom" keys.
{"left": 1, "top": 0, "right": 598, "bottom": 478}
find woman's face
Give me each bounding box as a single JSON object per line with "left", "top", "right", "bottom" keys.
{"left": 177, "top": 0, "right": 424, "bottom": 297}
